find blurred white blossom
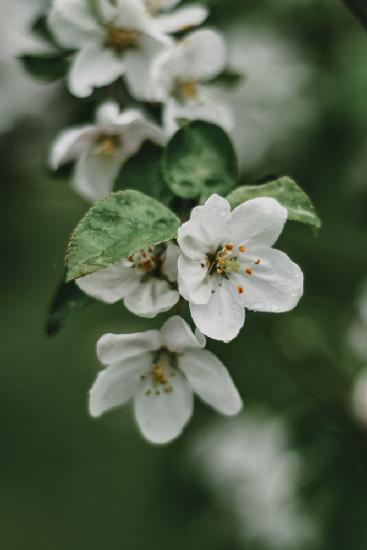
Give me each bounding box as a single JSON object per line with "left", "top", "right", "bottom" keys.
{"left": 77, "top": 242, "right": 180, "bottom": 317}
{"left": 90, "top": 316, "right": 242, "bottom": 444}
{"left": 177, "top": 194, "right": 303, "bottom": 342}
{"left": 50, "top": 100, "right": 165, "bottom": 202}
{"left": 0, "top": 0, "right": 55, "bottom": 133}
{"left": 225, "top": 25, "right": 314, "bottom": 172}
{"left": 192, "top": 411, "right": 317, "bottom": 548}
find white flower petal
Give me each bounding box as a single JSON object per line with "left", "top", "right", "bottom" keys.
{"left": 178, "top": 30, "right": 226, "bottom": 80}
{"left": 72, "top": 148, "right": 124, "bottom": 202}
{"left": 97, "top": 0, "right": 119, "bottom": 21}
{"left": 134, "top": 370, "right": 193, "bottom": 444}
{"left": 160, "top": 315, "right": 205, "bottom": 353}
{"left": 236, "top": 245, "right": 303, "bottom": 313}
{"left": 48, "top": 0, "right": 103, "bottom": 48}
{"left": 154, "top": 5, "right": 208, "bottom": 34}
{"left": 228, "top": 197, "right": 288, "bottom": 248}
{"left": 164, "top": 92, "right": 234, "bottom": 136}
{"left": 124, "top": 32, "right": 170, "bottom": 100}
{"left": 179, "top": 349, "right": 242, "bottom": 415}
{"left": 190, "top": 279, "right": 245, "bottom": 342}
{"left": 115, "top": 110, "right": 166, "bottom": 151}
{"left": 96, "top": 330, "right": 161, "bottom": 365}
{"left": 178, "top": 254, "right": 212, "bottom": 305}
{"left": 161, "top": 242, "right": 180, "bottom": 282}
{"left": 124, "top": 278, "right": 179, "bottom": 318}
{"left": 49, "top": 125, "right": 97, "bottom": 170}
{"left": 89, "top": 354, "right": 151, "bottom": 417}
{"left": 114, "top": 0, "right": 151, "bottom": 28}
{"left": 96, "top": 101, "right": 121, "bottom": 126}
{"left": 149, "top": 0, "right": 181, "bottom": 11}
{"left": 178, "top": 194, "right": 231, "bottom": 260}
{"left": 76, "top": 261, "right": 140, "bottom": 303}
{"left": 68, "top": 45, "right": 126, "bottom": 98}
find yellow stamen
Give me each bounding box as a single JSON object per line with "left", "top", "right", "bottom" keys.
{"left": 238, "top": 245, "right": 246, "bottom": 253}
{"left": 106, "top": 27, "right": 140, "bottom": 52}
{"left": 245, "top": 268, "right": 253, "bottom": 275}
{"left": 237, "top": 286, "right": 244, "bottom": 294}
{"left": 254, "top": 259, "right": 261, "bottom": 265}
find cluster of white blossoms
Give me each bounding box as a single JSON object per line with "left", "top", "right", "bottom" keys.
{"left": 40, "top": 0, "right": 306, "bottom": 444}
{"left": 48, "top": 0, "right": 233, "bottom": 201}
{"left": 83, "top": 194, "right": 303, "bottom": 442}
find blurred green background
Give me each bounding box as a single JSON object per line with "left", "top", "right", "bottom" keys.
{"left": 2, "top": 0, "right": 367, "bottom": 549}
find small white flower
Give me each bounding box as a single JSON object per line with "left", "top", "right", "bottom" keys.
{"left": 50, "top": 100, "right": 165, "bottom": 202}
{"left": 48, "top": 0, "right": 207, "bottom": 98}
{"left": 148, "top": 29, "right": 233, "bottom": 134}
{"left": 77, "top": 242, "right": 180, "bottom": 318}
{"left": 177, "top": 194, "right": 303, "bottom": 342}
{"left": 89, "top": 316, "right": 242, "bottom": 444}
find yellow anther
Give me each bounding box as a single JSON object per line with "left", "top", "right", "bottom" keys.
{"left": 245, "top": 268, "right": 253, "bottom": 275}
{"left": 106, "top": 27, "right": 140, "bottom": 52}
{"left": 225, "top": 243, "right": 233, "bottom": 251}
{"left": 237, "top": 286, "right": 244, "bottom": 294}
{"left": 238, "top": 245, "right": 246, "bottom": 253}
{"left": 94, "top": 134, "right": 120, "bottom": 157}
{"left": 254, "top": 259, "right": 261, "bottom": 265}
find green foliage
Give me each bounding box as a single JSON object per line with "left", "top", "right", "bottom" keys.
{"left": 31, "top": 15, "right": 59, "bottom": 47}
{"left": 46, "top": 281, "right": 94, "bottom": 336}
{"left": 65, "top": 190, "right": 180, "bottom": 282}
{"left": 19, "top": 53, "right": 69, "bottom": 82}
{"left": 163, "top": 121, "right": 238, "bottom": 201}
{"left": 209, "top": 68, "right": 243, "bottom": 88}
{"left": 227, "top": 176, "right": 321, "bottom": 228}
{"left": 114, "top": 142, "right": 169, "bottom": 201}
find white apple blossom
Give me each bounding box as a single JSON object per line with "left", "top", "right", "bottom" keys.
{"left": 178, "top": 194, "right": 303, "bottom": 342}
{"left": 148, "top": 29, "right": 233, "bottom": 134}
{"left": 48, "top": 0, "right": 207, "bottom": 98}
{"left": 89, "top": 316, "right": 242, "bottom": 444}
{"left": 77, "top": 242, "right": 180, "bottom": 318}
{"left": 50, "top": 100, "right": 165, "bottom": 202}
{"left": 192, "top": 412, "right": 317, "bottom": 548}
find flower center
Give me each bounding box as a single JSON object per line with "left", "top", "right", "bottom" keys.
{"left": 94, "top": 134, "right": 121, "bottom": 157}
{"left": 129, "top": 248, "right": 159, "bottom": 273}
{"left": 173, "top": 79, "right": 199, "bottom": 101}
{"left": 208, "top": 244, "right": 240, "bottom": 279}
{"left": 141, "top": 351, "right": 177, "bottom": 396}
{"left": 145, "top": 0, "right": 162, "bottom": 14}
{"left": 105, "top": 27, "right": 140, "bottom": 53}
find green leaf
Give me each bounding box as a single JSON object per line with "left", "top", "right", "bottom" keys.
{"left": 46, "top": 281, "right": 94, "bottom": 336}
{"left": 209, "top": 68, "right": 243, "bottom": 88}
{"left": 114, "top": 142, "right": 169, "bottom": 201}
{"left": 65, "top": 190, "right": 180, "bottom": 282}
{"left": 31, "top": 15, "right": 59, "bottom": 46}
{"left": 19, "top": 53, "right": 69, "bottom": 82}
{"left": 163, "top": 121, "right": 238, "bottom": 201}
{"left": 227, "top": 176, "right": 321, "bottom": 228}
